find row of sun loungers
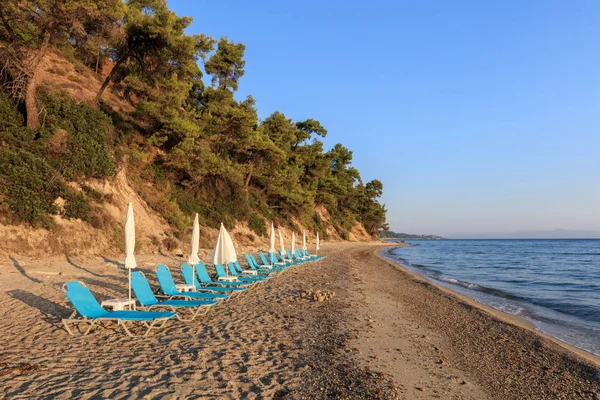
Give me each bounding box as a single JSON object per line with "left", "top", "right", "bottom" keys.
{"left": 61, "top": 249, "right": 324, "bottom": 337}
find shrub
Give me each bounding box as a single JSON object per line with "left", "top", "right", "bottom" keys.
{"left": 63, "top": 191, "right": 92, "bottom": 221}
{"left": 0, "top": 148, "right": 65, "bottom": 227}
{"left": 288, "top": 220, "right": 299, "bottom": 232}
{"left": 0, "top": 94, "right": 23, "bottom": 130}
{"left": 248, "top": 213, "right": 266, "bottom": 237}
{"left": 173, "top": 188, "right": 202, "bottom": 216}
{"left": 38, "top": 90, "right": 116, "bottom": 179}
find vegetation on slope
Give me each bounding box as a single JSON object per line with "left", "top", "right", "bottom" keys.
{"left": 0, "top": 0, "right": 387, "bottom": 241}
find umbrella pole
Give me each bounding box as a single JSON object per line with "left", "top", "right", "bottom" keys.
{"left": 192, "top": 265, "right": 196, "bottom": 291}
{"left": 128, "top": 269, "right": 132, "bottom": 303}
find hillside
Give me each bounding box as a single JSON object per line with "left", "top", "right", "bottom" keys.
{"left": 0, "top": 1, "right": 385, "bottom": 257}
{"left": 381, "top": 231, "right": 445, "bottom": 240}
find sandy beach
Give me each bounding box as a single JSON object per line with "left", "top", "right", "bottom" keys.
{"left": 1, "top": 243, "right": 599, "bottom": 399}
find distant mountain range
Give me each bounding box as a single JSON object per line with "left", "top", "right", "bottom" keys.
{"left": 455, "top": 229, "right": 600, "bottom": 239}
{"left": 381, "top": 231, "right": 445, "bottom": 240}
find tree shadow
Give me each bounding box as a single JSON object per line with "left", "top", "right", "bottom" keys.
{"left": 6, "top": 289, "right": 71, "bottom": 323}
{"left": 102, "top": 256, "right": 124, "bottom": 269}
{"left": 8, "top": 256, "right": 41, "bottom": 284}
{"left": 65, "top": 255, "right": 102, "bottom": 277}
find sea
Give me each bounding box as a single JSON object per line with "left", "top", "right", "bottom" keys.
{"left": 383, "top": 239, "right": 600, "bottom": 355}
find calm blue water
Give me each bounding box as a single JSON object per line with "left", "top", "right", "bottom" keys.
{"left": 383, "top": 239, "right": 600, "bottom": 355}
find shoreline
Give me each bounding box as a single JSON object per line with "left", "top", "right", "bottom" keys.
{"left": 377, "top": 245, "right": 600, "bottom": 366}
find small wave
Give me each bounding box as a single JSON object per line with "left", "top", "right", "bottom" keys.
{"left": 439, "top": 277, "right": 479, "bottom": 290}
{"left": 434, "top": 275, "right": 526, "bottom": 301}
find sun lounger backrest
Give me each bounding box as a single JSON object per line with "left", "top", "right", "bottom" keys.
{"left": 252, "top": 254, "right": 260, "bottom": 268}
{"left": 181, "top": 263, "right": 201, "bottom": 289}
{"left": 227, "top": 263, "right": 239, "bottom": 276}
{"left": 195, "top": 263, "right": 214, "bottom": 283}
{"left": 214, "top": 264, "right": 227, "bottom": 278}
{"left": 268, "top": 252, "right": 278, "bottom": 264}
{"left": 156, "top": 264, "right": 178, "bottom": 296}
{"left": 259, "top": 252, "right": 270, "bottom": 265}
{"left": 245, "top": 254, "right": 256, "bottom": 270}
{"left": 64, "top": 281, "right": 108, "bottom": 318}
{"left": 234, "top": 260, "right": 245, "bottom": 273}
{"left": 131, "top": 271, "right": 159, "bottom": 306}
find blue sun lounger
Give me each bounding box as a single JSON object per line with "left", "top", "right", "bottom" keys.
{"left": 259, "top": 252, "right": 275, "bottom": 267}
{"left": 214, "top": 263, "right": 263, "bottom": 284}
{"left": 293, "top": 249, "right": 308, "bottom": 261}
{"left": 235, "top": 260, "right": 274, "bottom": 278}
{"left": 269, "top": 251, "right": 292, "bottom": 267}
{"left": 181, "top": 263, "right": 246, "bottom": 295}
{"left": 196, "top": 261, "right": 251, "bottom": 288}
{"left": 131, "top": 271, "right": 216, "bottom": 321}
{"left": 286, "top": 249, "right": 305, "bottom": 264}
{"left": 303, "top": 249, "right": 323, "bottom": 260}
{"left": 247, "top": 254, "right": 283, "bottom": 273}
{"left": 230, "top": 262, "right": 272, "bottom": 282}
{"left": 279, "top": 250, "right": 299, "bottom": 265}
{"left": 62, "top": 281, "right": 176, "bottom": 337}
{"left": 156, "top": 264, "right": 229, "bottom": 301}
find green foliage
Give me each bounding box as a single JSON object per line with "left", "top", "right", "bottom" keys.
{"left": 0, "top": 148, "right": 64, "bottom": 227}
{"left": 39, "top": 90, "right": 116, "bottom": 179}
{"left": 248, "top": 214, "right": 267, "bottom": 237}
{"left": 0, "top": 0, "right": 387, "bottom": 238}
{"left": 63, "top": 191, "right": 92, "bottom": 221}
{"left": 0, "top": 94, "right": 24, "bottom": 130}
{"left": 205, "top": 38, "right": 246, "bottom": 91}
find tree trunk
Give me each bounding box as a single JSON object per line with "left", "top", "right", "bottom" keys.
{"left": 93, "top": 51, "right": 129, "bottom": 106}
{"left": 24, "top": 31, "right": 51, "bottom": 130}
{"left": 24, "top": 77, "right": 40, "bottom": 129}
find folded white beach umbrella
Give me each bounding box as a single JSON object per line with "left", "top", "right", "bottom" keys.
{"left": 124, "top": 202, "right": 137, "bottom": 303}
{"left": 279, "top": 229, "right": 285, "bottom": 255}
{"left": 188, "top": 213, "right": 200, "bottom": 284}
{"left": 316, "top": 232, "right": 320, "bottom": 256}
{"left": 269, "top": 223, "right": 276, "bottom": 264}
{"left": 302, "top": 230, "right": 307, "bottom": 251}
{"left": 291, "top": 232, "right": 296, "bottom": 255}
{"left": 211, "top": 223, "right": 237, "bottom": 275}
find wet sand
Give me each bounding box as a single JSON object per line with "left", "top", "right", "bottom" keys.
{"left": 0, "top": 243, "right": 599, "bottom": 399}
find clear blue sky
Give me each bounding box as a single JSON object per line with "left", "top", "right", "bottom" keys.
{"left": 169, "top": 0, "right": 600, "bottom": 238}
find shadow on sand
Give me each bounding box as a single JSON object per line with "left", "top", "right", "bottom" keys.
{"left": 101, "top": 256, "right": 124, "bottom": 269}
{"left": 8, "top": 256, "right": 42, "bottom": 284}
{"left": 65, "top": 256, "right": 103, "bottom": 277}
{"left": 7, "top": 289, "right": 71, "bottom": 322}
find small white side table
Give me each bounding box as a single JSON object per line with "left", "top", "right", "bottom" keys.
{"left": 101, "top": 298, "right": 136, "bottom": 311}
{"left": 241, "top": 269, "right": 258, "bottom": 275}
{"left": 175, "top": 284, "right": 195, "bottom": 292}
{"left": 218, "top": 276, "right": 238, "bottom": 282}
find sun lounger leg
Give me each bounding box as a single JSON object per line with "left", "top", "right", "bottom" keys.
{"left": 142, "top": 318, "right": 170, "bottom": 336}
{"left": 118, "top": 320, "right": 136, "bottom": 337}
{"left": 62, "top": 318, "right": 97, "bottom": 336}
